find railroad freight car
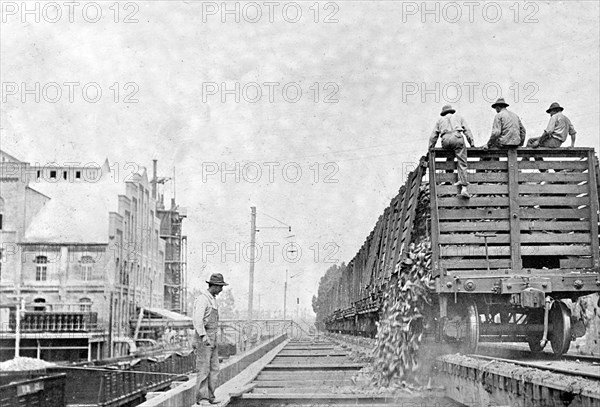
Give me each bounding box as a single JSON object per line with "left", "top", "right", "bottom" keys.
{"left": 324, "top": 147, "right": 600, "bottom": 356}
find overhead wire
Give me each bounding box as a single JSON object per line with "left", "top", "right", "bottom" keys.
{"left": 257, "top": 211, "right": 290, "bottom": 227}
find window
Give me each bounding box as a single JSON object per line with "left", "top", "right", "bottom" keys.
{"left": 124, "top": 211, "right": 130, "bottom": 240}
{"left": 79, "top": 298, "right": 92, "bottom": 312}
{"left": 50, "top": 170, "right": 56, "bottom": 179}
{"left": 75, "top": 171, "right": 81, "bottom": 179}
{"left": 35, "top": 256, "right": 48, "bottom": 281}
{"left": 36, "top": 170, "right": 41, "bottom": 179}
{"left": 123, "top": 260, "right": 128, "bottom": 285}
{"left": 33, "top": 298, "right": 46, "bottom": 311}
{"left": 63, "top": 171, "right": 68, "bottom": 180}
{"left": 80, "top": 255, "right": 94, "bottom": 280}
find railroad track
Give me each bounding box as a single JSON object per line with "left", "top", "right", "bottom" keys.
{"left": 562, "top": 353, "right": 600, "bottom": 364}
{"left": 473, "top": 344, "right": 600, "bottom": 381}
{"left": 228, "top": 339, "right": 461, "bottom": 406}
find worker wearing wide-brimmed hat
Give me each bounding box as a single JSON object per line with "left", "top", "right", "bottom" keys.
{"left": 429, "top": 104, "right": 475, "bottom": 199}
{"left": 483, "top": 98, "right": 526, "bottom": 149}
{"left": 527, "top": 102, "right": 577, "bottom": 148}
{"left": 193, "top": 273, "right": 229, "bottom": 405}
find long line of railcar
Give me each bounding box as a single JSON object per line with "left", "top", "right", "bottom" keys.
{"left": 324, "top": 147, "right": 600, "bottom": 356}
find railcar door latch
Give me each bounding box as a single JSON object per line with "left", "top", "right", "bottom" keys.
{"left": 475, "top": 233, "right": 496, "bottom": 271}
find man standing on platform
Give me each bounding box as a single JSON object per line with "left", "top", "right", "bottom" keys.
{"left": 193, "top": 273, "right": 229, "bottom": 405}
{"left": 429, "top": 104, "right": 475, "bottom": 199}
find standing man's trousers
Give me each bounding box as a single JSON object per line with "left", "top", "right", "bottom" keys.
{"left": 194, "top": 304, "right": 220, "bottom": 403}
{"left": 195, "top": 341, "right": 219, "bottom": 402}
{"left": 441, "top": 132, "right": 469, "bottom": 186}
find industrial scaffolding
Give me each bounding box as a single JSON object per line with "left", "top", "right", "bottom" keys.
{"left": 152, "top": 159, "right": 188, "bottom": 315}
{"left": 159, "top": 207, "right": 188, "bottom": 315}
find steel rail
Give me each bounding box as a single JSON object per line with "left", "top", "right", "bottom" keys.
{"left": 468, "top": 353, "right": 600, "bottom": 381}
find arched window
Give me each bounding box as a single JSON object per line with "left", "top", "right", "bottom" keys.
{"left": 79, "top": 298, "right": 92, "bottom": 312}
{"left": 35, "top": 256, "right": 48, "bottom": 281}
{"left": 80, "top": 256, "right": 94, "bottom": 280}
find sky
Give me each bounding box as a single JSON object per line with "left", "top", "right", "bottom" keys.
{"left": 1, "top": 0, "right": 599, "bottom": 315}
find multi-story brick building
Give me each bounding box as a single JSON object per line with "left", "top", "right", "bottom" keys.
{"left": 0, "top": 149, "right": 166, "bottom": 360}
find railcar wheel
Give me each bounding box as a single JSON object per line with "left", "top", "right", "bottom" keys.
{"left": 526, "top": 311, "right": 545, "bottom": 353}
{"left": 443, "top": 300, "right": 479, "bottom": 354}
{"left": 549, "top": 300, "right": 572, "bottom": 356}
{"left": 460, "top": 301, "right": 479, "bottom": 354}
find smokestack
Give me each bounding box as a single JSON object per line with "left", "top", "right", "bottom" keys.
{"left": 152, "top": 159, "right": 157, "bottom": 199}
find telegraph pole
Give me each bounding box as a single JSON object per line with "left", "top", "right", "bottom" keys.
{"left": 249, "top": 209, "right": 291, "bottom": 321}
{"left": 248, "top": 207, "right": 256, "bottom": 320}
{"left": 108, "top": 292, "right": 114, "bottom": 358}
{"left": 283, "top": 269, "right": 288, "bottom": 320}
{"left": 283, "top": 240, "right": 297, "bottom": 321}
{"left": 14, "top": 298, "right": 24, "bottom": 358}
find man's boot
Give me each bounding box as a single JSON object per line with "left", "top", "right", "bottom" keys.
{"left": 459, "top": 186, "right": 471, "bottom": 199}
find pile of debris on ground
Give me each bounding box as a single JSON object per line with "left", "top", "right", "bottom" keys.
{"left": 0, "top": 356, "right": 55, "bottom": 371}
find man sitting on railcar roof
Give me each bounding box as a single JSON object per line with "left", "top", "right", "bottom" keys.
{"left": 429, "top": 104, "right": 475, "bottom": 199}
{"left": 483, "top": 97, "right": 526, "bottom": 149}
{"left": 527, "top": 102, "right": 577, "bottom": 149}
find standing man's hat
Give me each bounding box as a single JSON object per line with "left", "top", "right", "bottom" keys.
{"left": 440, "top": 104, "right": 456, "bottom": 116}
{"left": 546, "top": 102, "right": 564, "bottom": 113}
{"left": 491, "top": 98, "right": 509, "bottom": 109}
{"left": 206, "top": 273, "right": 229, "bottom": 286}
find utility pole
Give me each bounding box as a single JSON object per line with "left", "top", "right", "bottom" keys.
{"left": 283, "top": 269, "right": 287, "bottom": 320}
{"left": 248, "top": 207, "right": 256, "bottom": 320}
{"left": 14, "top": 298, "right": 24, "bottom": 358}
{"left": 283, "top": 239, "right": 297, "bottom": 321}
{"left": 108, "top": 292, "right": 114, "bottom": 358}
{"left": 249, "top": 210, "right": 291, "bottom": 321}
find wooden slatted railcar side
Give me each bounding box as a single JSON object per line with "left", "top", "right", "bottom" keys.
{"left": 430, "top": 147, "right": 600, "bottom": 297}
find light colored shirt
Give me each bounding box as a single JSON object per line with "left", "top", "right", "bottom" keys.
{"left": 543, "top": 112, "right": 576, "bottom": 143}
{"left": 429, "top": 113, "right": 475, "bottom": 149}
{"left": 489, "top": 109, "right": 526, "bottom": 147}
{"left": 192, "top": 289, "right": 217, "bottom": 337}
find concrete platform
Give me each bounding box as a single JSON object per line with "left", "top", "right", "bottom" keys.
{"left": 437, "top": 354, "right": 600, "bottom": 407}
{"left": 137, "top": 334, "right": 288, "bottom": 407}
